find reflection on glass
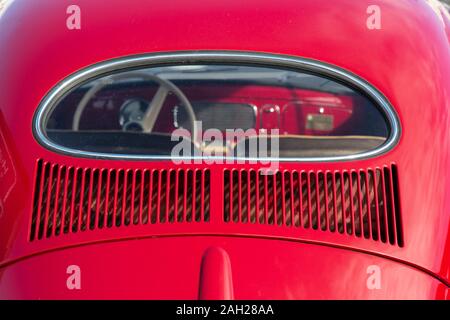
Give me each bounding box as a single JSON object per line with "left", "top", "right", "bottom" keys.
{"left": 44, "top": 65, "right": 389, "bottom": 158}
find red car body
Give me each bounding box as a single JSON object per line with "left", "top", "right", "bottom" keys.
{"left": 0, "top": 0, "right": 449, "bottom": 299}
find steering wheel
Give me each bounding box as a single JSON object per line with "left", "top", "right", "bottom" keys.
{"left": 71, "top": 72, "right": 198, "bottom": 143}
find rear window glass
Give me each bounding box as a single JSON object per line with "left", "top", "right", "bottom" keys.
{"left": 40, "top": 64, "right": 392, "bottom": 160}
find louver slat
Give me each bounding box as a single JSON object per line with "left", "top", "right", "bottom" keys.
{"left": 30, "top": 160, "right": 210, "bottom": 241}
{"left": 223, "top": 166, "right": 403, "bottom": 246}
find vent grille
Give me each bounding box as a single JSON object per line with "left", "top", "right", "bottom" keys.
{"left": 30, "top": 160, "right": 210, "bottom": 241}
{"left": 224, "top": 165, "right": 403, "bottom": 246}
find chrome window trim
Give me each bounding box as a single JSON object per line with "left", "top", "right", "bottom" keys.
{"left": 33, "top": 51, "right": 401, "bottom": 162}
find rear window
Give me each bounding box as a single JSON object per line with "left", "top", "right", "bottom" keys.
{"left": 37, "top": 61, "right": 396, "bottom": 160}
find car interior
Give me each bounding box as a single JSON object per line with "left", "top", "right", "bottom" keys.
{"left": 45, "top": 65, "right": 389, "bottom": 158}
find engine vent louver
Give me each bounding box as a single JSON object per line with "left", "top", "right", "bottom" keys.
{"left": 30, "top": 160, "right": 210, "bottom": 241}
{"left": 224, "top": 165, "right": 403, "bottom": 246}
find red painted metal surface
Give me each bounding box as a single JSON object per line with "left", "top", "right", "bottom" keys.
{"left": 223, "top": 166, "right": 402, "bottom": 245}
{"left": 0, "top": 0, "right": 449, "bottom": 299}
{"left": 198, "top": 247, "right": 234, "bottom": 300}
{"left": 0, "top": 237, "right": 447, "bottom": 299}
{"left": 29, "top": 160, "right": 210, "bottom": 241}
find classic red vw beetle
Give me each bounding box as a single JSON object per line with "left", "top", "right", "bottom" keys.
{"left": 0, "top": 0, "right": 449, "bottom": 300}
